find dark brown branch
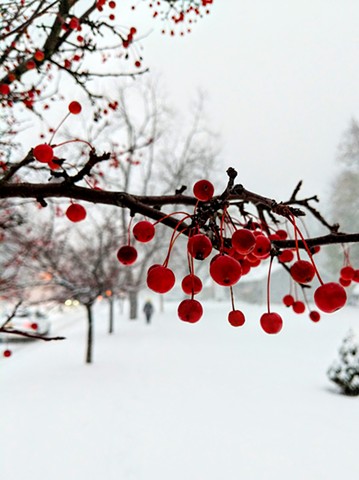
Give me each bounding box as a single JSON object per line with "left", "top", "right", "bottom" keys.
{"left": 0, "top": 328, "right": 65, "bottom": 341}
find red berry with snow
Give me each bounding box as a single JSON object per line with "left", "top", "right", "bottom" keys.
{"left": 178, "top": 299, "right": 203, "bottom": 323}
{"left": 3, "top": 349, "right": 12, "bottom": 358}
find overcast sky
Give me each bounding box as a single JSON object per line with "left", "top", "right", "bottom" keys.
{"left": 118, "top": 1, "right": 359, "bottom": 205}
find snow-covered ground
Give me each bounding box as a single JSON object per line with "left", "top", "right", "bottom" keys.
{"left": 1, "top": 300, "right": 359, "bottom": 480}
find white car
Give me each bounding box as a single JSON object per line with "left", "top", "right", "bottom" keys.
{"left": 0, "top": 309, "right": 50, "bottom": 342}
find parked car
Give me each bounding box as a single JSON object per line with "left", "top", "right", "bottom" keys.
{"left": 0, "top": 308, "right": 50, "bottom": 343}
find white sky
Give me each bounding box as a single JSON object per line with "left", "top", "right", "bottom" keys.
{"left": 118, "top": 0, "right": 359, "bottom": 204}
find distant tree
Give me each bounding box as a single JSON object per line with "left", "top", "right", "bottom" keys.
{"left": 328, "top": 119, "right": 359, "bottom": 274}
{"left": 2, "top": 213, "right": 125, "bottom": 362}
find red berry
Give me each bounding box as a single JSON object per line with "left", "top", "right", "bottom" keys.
{"left": 133, "top": 221, "right": 155, "bottom": 243}
{"left": 3, "top": 349, "right": 12, "bottom": 358}
{"left": 314, "top": 282, "right": 347, "bottom": 313}
{"left": 34, "top": 50, "right": 45, "bottom": 62}
{"left": 340, "top": 266, "right": 354, "bottom": 281}
{"left": 31, "top": 322, "right": 38, "bottom": 330}
{"left": 260, "top": 312, "right": 283, "bottom": 334}
{"left": 33, "top": 144, "right": 54, "bottom": 163}
{"left": 117, "top": 245, "right": 137, "bottom": 265}
{"left": 69, "top": 17, "right": 80, "bottom": 30}
{"left": 134, "top": 60, "right": 141, "bottom": 68}
{"left": 66, "top": 203, "right": 87, "bottom": 222}
{"left": 209, "top": 255, "right": 242, "bottom": 286}
{"left": 187, "top": 234, "right": 212, "bottom": 260}
{"left": 252, "top": 235, "right": 271, "bottom": 258}
{"left": 181, "top": 274, "right": 202, "bottom": 295}
{"left": 147, "top": 265, "right": 175, "bottom": 293}
{"left": 68, "top": 101, "right": 82, "bottom": 114}
{"left": 228, "top": 310, "right": 245, "bottom": 327}
{"left": 339, "top": 277, "right": 351, "bottom": 287}
{"left": 292, "top": 301, "right": 305, "bottom": 314}
{"left": 309, "top": 311, "right": 321, "bottom": 322}
{"left": 290, "top": 260, "right": 315, "bottom": 284}
{"left": 282, "top": 294, "right": 294, "bottom": 307}
{"left": 231, "top": 229, "right": 256, "bottom": 255}
{"left": 239, "top": 258, "right": 251, "bottom": 275}
{"left": 276, "top": 229, "right": 288, "bottom": 240}
{"left": 0, "top": 83, "right": 11, "bottom": 95}
{"left": 178, "top": 299, "right": 203, "bottom": 323}
{"left": 193, "top": 179, "right": 214, "bottom": 202}
{"left": 278, "top": 249, "right": 294, "bottom": 263}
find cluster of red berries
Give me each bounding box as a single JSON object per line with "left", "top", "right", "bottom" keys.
{"left": 115, "top": 177, "right": 351, "bottom": 333}
{"left": 144, "top": 0, "right": 213, "bottom": 36}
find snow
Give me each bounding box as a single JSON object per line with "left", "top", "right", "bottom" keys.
{"left": 1, "top": 300, "right": 359, "bottom": 480}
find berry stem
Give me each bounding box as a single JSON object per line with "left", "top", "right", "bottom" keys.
{"left": 230, "top": 286, "right": 235, "bottom": 311}
{"left": 48, "top": 112, "right": 71, "bottom": 144}
{"left": 290, "top": 214, "right": 324, "bottom": 285}
{"left": 266, "top": 255, "right": 274, "bottom": 314}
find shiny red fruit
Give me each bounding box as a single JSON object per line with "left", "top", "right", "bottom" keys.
{"left": 66, "top": 203, "right": 87, "bottom": 222}
{"left": 231, "top": 229, "right": 256, "bottom": 255}
{"left": 117, "top": 245, "right": 138, "bottom": 265}
{"left": 340, "top": 266, "right": 354, "bottom": 281}
{"left": 292, "top": 301, "right": 305, "bottom": 314}
{"left": 282, "top": 294, "right": 294, "bottom": 307}
{"left": 33, "top": 144, "right": 54, "bottom": 163}
{"left": 3, "top": 349, "right": 12, "bottom": 358}
{"left": 68, "top": 101, "right": 82, "bottom": 114}
{"left": 309, "top": 311, "right": 321, "bottom": 322}
{"left": 314, "top": 282, "right": 347, "bottom": 313}
{"left": 260, "top": 312, "right": 283, "bottom": 334}
{"left": 228, "top": 310, "right": 245, "bottom": 327}
{"left": 133, "top": 221, "right": 155, "bottom": 243}
{"left": 278, "top": 249, "right": 294, "bottom": 263}
{"left": 181, "top": 274, "right": 203, "bottom": 295}
{"left": 252, "top": 235, "right": 271, "bottom": 258}
{"left": 193, "top": 180, "right": 214, "bottom": 202}
{"left": 209, "top": 255, "right": 242, "bottom": 286}
{"left": 290, "top": 260, "right": 315, "bottom": 284}
{"left": 187, "top": 234, "right": 212, "bottom": 260}
{"left": 178, "top": 299, "right": 203, "bottom": 323}
{"left": 147, "top": 265, "right": 175, "bottom": 293}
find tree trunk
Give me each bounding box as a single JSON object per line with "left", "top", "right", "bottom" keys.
{"left": 129, "top": 290, "right": 138, "bottom": 320}
{"left": 108, "top": 297, "right": 114, "bottom": 334}
{"left": 85, "top": 303, "right": 94, "bottom": 364}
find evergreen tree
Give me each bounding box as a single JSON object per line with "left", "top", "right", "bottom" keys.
{"left": 328, "top": 329, "right": 359, "bottom": 396}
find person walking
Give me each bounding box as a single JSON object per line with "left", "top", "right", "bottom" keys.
{"left": 143, "top": 300, "right": 154, "bottom": 324}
